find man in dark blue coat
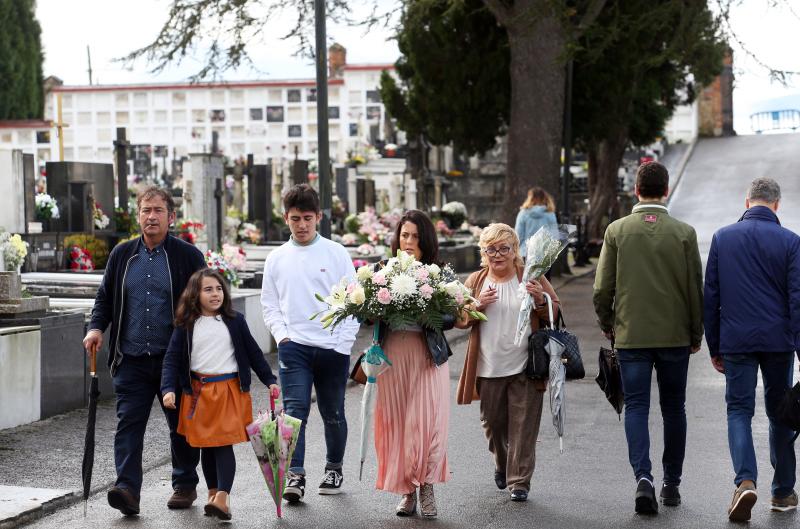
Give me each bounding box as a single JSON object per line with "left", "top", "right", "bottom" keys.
{"left": 704, "top": 177, "right": 799, "bottom": 522}
{"left": 83, "top": 186, "right": 207, "bottom": 516}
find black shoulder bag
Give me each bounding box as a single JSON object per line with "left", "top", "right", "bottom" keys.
{"left": 526, "top": 293, "right": 585, "bottom": 380}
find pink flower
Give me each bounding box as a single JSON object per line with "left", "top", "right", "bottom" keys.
{"left": 346, "top": 283, "right": 355, "bottom": 294}
{"left": 373, "top": 272, "right": 387, "bottom": 286}
{"left": 416, "top": 268, "right": 429, "bottom": 281}
{"left": 377, "top": 288, "right": 392, "bottom": 305}
{"left": 455, "top": 292, "right": 465, "bottom": 305}
{"left": 420, "top": 283, "right": 434, "bottom": 299}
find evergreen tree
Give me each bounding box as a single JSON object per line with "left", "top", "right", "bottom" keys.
{"left": 0, "top": 0, "right": 45, "bottom": 120}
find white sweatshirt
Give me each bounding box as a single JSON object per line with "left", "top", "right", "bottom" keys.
{"left": 260, "top": 234, "right": 360, "bottom": 355}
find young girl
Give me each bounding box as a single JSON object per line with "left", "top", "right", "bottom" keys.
{"left": 162, "top": 268, "right": 279, "bottom": 521}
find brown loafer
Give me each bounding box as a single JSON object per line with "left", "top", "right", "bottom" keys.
{"left": 107, "top": 486, "right": 140, "bottom": 516}
{"left": 728, "top": 480, "right": 757, "bottom": 522}
{"left": 167, "top": 487, "right": 197, "bottom": 509}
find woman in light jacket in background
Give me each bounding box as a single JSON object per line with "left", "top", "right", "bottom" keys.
{"left": 515, "top": 187, "right": 558, "bottom": 249}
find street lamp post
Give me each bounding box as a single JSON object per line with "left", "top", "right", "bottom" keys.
{"left": 315, "top": 0, "right": 332, "bottom": 238}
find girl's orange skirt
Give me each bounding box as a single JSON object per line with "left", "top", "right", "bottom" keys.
{"left": 177, "top": 373, "right": 253, "bottom": 448}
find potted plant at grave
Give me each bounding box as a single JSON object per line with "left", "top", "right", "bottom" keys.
{"left": 34, "top": 193, "right": 60, "bottom": 231}
{"left": 67, "top": 245, "right": 94, "bottom": 271}
{"left": 175, "top": 220, "right": 205, "bottom": 245}
{"left": 93, "top": 202, "right": 110, "bottom": 230}
{"left": 63, "top": 235, "right": 109, "bottom": 269}
{"left": 0, "top": 232, "right": 28, "bottom": 273}
{"left": 113, "top": 206, "right": 139, "bottom": 236}
{"left": 238, "top": 222, "right": 262, "bottom": 244}
{"left": 205, "top": 250, "right": 240, "bottom": 287}
{"left": 440, "top": 201, "right": 467, "bottom": 230}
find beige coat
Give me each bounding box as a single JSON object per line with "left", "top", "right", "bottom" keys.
{"left": 455, "top": 265, "right": 559, "bottom": 405}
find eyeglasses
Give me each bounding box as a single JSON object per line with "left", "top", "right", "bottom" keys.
{"left": 483, "top": 246, "right": 512, "bottom": 257}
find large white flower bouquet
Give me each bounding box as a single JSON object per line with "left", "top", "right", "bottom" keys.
{"left": 312, "top": 250, "right": 486, "bottom": 331}
{"left": 0, "top": 232, "right": 28, "bottom": 271}
{"left": 35, "top": 193, "right": 60, "bottom": 220}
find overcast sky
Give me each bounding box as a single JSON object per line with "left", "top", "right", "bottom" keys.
{"left": 36, "top": 0, "right": 800, "bottom": 135}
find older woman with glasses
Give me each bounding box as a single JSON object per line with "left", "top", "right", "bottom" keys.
{"left": 455, "top": 223, "right": 559, "bottom": 501}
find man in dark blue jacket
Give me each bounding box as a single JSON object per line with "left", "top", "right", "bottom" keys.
{"left": 82, "top": 186, "right": 207, "bottom": 516}
{"left": 704, "top": 177, "right": 799, "bottom": 522}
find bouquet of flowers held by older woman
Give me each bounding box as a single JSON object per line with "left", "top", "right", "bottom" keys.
{"left": 514, "top": 224, "right": 574, "bottom": 346}
{"left": 311, "top": 250, "right": 487, "bottom": 331}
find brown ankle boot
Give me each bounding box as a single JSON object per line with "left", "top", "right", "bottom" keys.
{"left": 204, "top": 490, "right": 232, "bottom": 521}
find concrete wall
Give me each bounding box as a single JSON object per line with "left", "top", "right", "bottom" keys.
{"left": 0, "top": 326, "right": 41, "bottom": 430}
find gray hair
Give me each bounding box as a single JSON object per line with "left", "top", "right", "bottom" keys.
{"left": 747, "top": 177, "right": 781, "bottom": 204}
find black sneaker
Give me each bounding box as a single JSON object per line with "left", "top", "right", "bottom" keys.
{"left": 284, "top": 472, "right": 306, "bottom": 503}
{"left": 494, "top": 471, "right": 507, "bottom": 490}
{"left": 510, "top": 489, "right": 528, "bottom": 502}
{"left": 660, "top": 483, "right": 681, "bottom": 506}
{"left": 635, "top": 479, "right": 658, "bottom": 514}
{"left": 318, "top": 467, "right": 343, "bottom": 495}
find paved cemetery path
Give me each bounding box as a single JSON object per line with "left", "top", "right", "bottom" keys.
{"left": 9, "top": 133, "right": 800, "bottom": 528}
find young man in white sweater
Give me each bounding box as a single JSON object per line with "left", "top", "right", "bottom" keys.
{"left": 260, "top": 184, "right": 360, "bottom": 503}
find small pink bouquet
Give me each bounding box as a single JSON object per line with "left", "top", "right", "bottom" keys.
{"left": 311, "top": 250, "right": 486, "bottom": 331}
{"left": 205, "top": 250, "right": 240, "bottom": 287}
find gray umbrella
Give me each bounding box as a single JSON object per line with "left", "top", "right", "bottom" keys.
{"left": 546, "top": 337, "right": 567, "bottom": 453}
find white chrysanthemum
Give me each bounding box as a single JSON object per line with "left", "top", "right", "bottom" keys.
{"left": 356, "top": 265, "right": 373, "bottom": 281}
{"left": 443, "top": 280, "right": 464, "bottom": 297}
{"left": 390, "top": 274, "right": 417, "bottom": 298}
{"left": 397, "top": 250, "right": 415, "bottom": 270}
{"left": 349, "top": 285, "right": 366, "bottom": 305}
{"left": 427, "top": 263, "right": 441, "bottom": 277}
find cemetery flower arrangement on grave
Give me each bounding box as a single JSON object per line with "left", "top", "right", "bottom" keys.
{"left": 34, "top": 193, "right": 60, "bottom": 220}
{"left": 238, "top": 222, "right": 262, "bottom": 244}
{"left": 356, "top": 207, "right": 391, "bottom": 245}
{"left": 176, "top": 220, "right": 205, "bottom": 244}
{"left": 340, "top": 233, "right": 358, "bottom": 246}
{"left": 67, "top": 246, "right": 94, "bottom": 271}
{"left": 352, "top": 258, "right": 369, "bottom": 269}
{"left": 0, "top": 232, "right": 28, "bottom": 272}
{"left": 205, "top": 250, "right": 241, "bottom": 287}
{"left": 64, "top": 235, "right": 109, "bottom": 269}
{"left": 311, "top": 249, "right": 486, "bottom": 331}
{"left": 441, "top": 201, "right": 467, "bottom": 228}
{"left": 93, "top": 202, "right": 110, "bottom": 230}
{"left": 114, "top": 206, "right": 139, "bottom": 236}
{"left": 356, "top": 243, "right": 376, "bottom": 256}
{"left": 435, "top": 219, "right": 454, "bottom": 239}
{"left": 221, "top": 243, "right": 247, "bottom": 271}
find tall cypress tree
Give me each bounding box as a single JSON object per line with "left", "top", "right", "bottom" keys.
{"left": 0, "top": 0, "right": 44, "bottom": 120}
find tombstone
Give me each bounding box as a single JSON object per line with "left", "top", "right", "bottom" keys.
{"left": 291, "top": 159, "right": 309, "bottom": 186}
{"left": 232, "top": 158, "right": 245, "bottom": 214}
{"left": 347, "top": 168, "right": 358, "bottom": 214}
{"left": 0, "top": 150, "right": 27, "bottom": 234}
{"left": 404, "top": 173, "right": 418, "bottom": 211}
{"left": 388, "top": 173, "right": 403, "bottom": 210}
{"left": 334, "top": 167, "right": 348, "bottom": 205}
{"left": 182, "top": 153, "right": 224, "bottom": 252}
{"left": 247, "top": 163, "right": 272, "bottom": 240}
{"left": 355, "top": 178, "right": 376, "bottom": 212}
{"left": 23, "top": 154, "right": 36, "bottom": 231}
{"left": 45, "top": 161, "right": 116, "bottom": 233}
{"left": 114, "top": 128, "right": 129, "bottom": 209}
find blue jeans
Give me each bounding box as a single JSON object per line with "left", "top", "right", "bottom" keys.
{"left": 278, "top": 341, "right": 350, "bottom": 475}
{"left": 618, "top": 347, "right": 690, "bottom": 485}
{"left": 112, "top": 354, "right": 199, "bottom": 496}
{"left": 723, "top": 352, "right": 796, "bottom": 498}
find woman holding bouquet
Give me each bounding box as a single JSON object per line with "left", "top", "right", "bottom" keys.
{"left": 455, "top": 223, "right": 559, "bottom": 501}
{"left": 374, "top": 209, "right": 453, "bottom": 518}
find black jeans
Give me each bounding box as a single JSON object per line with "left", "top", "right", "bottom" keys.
{"left": 112, "top": 354, "right": 199, "bottom": 496}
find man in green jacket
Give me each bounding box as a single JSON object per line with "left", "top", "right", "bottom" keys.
{"left": 593, "top": 161, "right": 703, "bottom": 515}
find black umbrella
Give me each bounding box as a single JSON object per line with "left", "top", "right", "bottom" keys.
{"left": 81, "top": 349, "right": 100, "bottom": 516}
{"left": 595, "top": 342, "right": 624, "bottom": 419}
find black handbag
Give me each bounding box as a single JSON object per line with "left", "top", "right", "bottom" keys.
{"left": 526, "top": 293, "right": 585, "bottom": 380}
{"left": 777, "top": 382, "right": 800, "bottom": 442}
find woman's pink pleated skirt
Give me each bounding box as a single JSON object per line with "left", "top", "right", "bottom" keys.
{"left": 374, "top": 330, "right": 450, "bottom": 494}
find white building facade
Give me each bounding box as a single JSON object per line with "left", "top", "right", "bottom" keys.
{"left": 2, "top": 63, "right": 394, "bottom": 172}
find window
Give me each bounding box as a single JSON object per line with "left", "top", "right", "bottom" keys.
{"left": 348, "top": 107, "right": 362, "bottom": 119}
{"left": 366, "top": 90, "right": 381, "bottom": 103}
{"left": 97, "top": 129, "right": 112, "bottom": 142}
{"left": 77, "top": 112, "right": 92, "bottom": 125}
{"left": 307, "top": 88, "right": 317, "bottom": 102}
{"left": 115, "top": 111, "right": 129, "bottom": 125}
{"left": 154, "top": 110, "right": 168, "bottom": 123}
{"left": 329, "top": 87, "right": 340, "bottom": 100}
{"left": 135, "top": 111, "right": 148, "bottom": 124}
{"left": 366, "top": 106, "right": 381, "bottom": 120}
{"left": 348, "top": 90, "right": 362, "bottom": 103}
{"left": 287, "top": 89, "right": 301, "bottom": 103}
{"left": 349, "top": 123, "right": 358, "bottom": 137}
{"left": 153, "top": 92, "right": 169, "bottom": 106}
{"left": 268, "top": 89, "right": 282, "bottom": 103}
{"left": 287, "top": 107, "right": 302, "bottom": 121}
{"left": 36, "top": 131, "right": 50, "bottom": 144}
{"left": 61, "top": 94, "right": 74, "bottom": 109}
{"left": 172, "top": 92, "right": 187, "bottom": 105}
{"left": 172, "top": 109, "right": 187, "bottom": 122}
{"left": 211, "top": 91, "right": 226, "bottom": 105}
{"left": 133, "top": 92, "right": 148, "bottom": 106}
{"left": 266, "top": 106, "right": 284, "bottom": 122}
{"left": 173, "top": 127, "right": 188, "bottom": 142}
{"left": 229, "top": 108, "right": 244, "bottom": 122}
{"left": 250, "top": 108, "right": 264, "bottom": 120}
{"left": 328, "top": 106, "right": 340, "bottom": 119}
{"left": 230, "top": 90, "right": 244, "bottom": 104}
{"left": 192, "top": 109, "right": 206, "bottom": 123}
{"left": 1, "top": 132, "right": 13, "bottom": 143}
{"left": 288, "top": 125, "right": 302, "bottom": 137}
{"left": 210, "top": 109, "right": 226, "bottom": 122}
{"left": 191, "top": 127, "right": 205, "bottom": 140}
{"left": 231, "top": 126, "right": 245, "bottom": 139}
{"left": 97, "top": 111, "right": 111, "bottom": 125}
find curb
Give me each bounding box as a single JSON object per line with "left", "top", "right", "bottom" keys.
{"left": 666, "top": 138, "right": 698, "bottom": 206}
{"left": 0, "top": 491, "right": 79, "bottom": 529}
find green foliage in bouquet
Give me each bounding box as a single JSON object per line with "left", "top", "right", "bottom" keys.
{"left": 64, "top": 234, "right": 109, "bottom": 269}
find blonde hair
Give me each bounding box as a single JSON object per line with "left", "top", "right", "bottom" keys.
{"left": 479, "top": 223, "right": 524, "bottom": 268}
{"left": 520, "top": 187, "right": 555, "bottom": 212}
